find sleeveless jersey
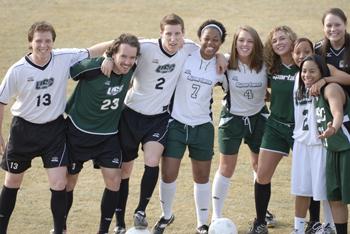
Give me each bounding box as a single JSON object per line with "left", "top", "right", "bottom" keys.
{"left": 293, "top": 73, "right": 322, "bottom": 145}
{"left": 0, "top": 48, "right": 89, "bottom": 124}
{"left": 315, "top": 40, "right": 350, "bottom": 95}
{"left": 269, "top": 64, "right": 298, "bottom": 123}
{"left": 223, "top": 61, "right": 267, "bottom": 116}
{"left": 124, "top": 38, "right": 198, "bottom": 115}
{"left": 315, "top": 87, "right": 350, "bottom": 152}
{"left": 66, "top": 57, "right": 135, "bottom": 135}
{"left": 171, "top": 49, "right": 225, "bottom": 126}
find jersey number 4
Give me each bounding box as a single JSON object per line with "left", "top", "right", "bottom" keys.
{"left": 101, "top": 98, "right": 119, "bottom": 110}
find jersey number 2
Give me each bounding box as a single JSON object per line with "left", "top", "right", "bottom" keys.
{"left": 155, "top": 78, "right": 165, "bottom": 90}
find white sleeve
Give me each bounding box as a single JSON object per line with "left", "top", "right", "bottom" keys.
{"left": 182, "top": 39, "right": 199, "bottom": 55}
{"left": 0, "top": 66, "right": 17, "bottom": 104}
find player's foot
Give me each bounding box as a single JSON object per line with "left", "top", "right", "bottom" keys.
{"left": 134, "top": 211, "right": 148, "bottom": 229}
{"left": 152, "top": 215, "right": 175, "bottom": 234}
{"left": 320, "top": 223, "right": 336, "bottom": 234}
{"left": 114, "top": 226, "right": 126, "bottom": 234}
{"left": 49, "top": 229, "right": 67, "bottom": 234}
{"left": 265, "top": 210, "right": 276, "bottom": 228}
{"left": 247, "top": 219, "right": 268, "bottom": 234}
{"left": 305, "top": 221, "right": 322, "bottom": 234}
{"left": 196, "top": 224, "right": 209, "bottom": 234}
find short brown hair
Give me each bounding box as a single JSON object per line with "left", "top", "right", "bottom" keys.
{"left": 28, "top": 21, "right": 56, "bottom": 43}
{"left": 160, "top": 13, "right": 184, "bottom": 33}
{"left": 105, "top": 33, "right": 140, "bottom": 57}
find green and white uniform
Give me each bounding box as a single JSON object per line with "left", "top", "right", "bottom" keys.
{"left": 260, "top": 64, "right": 298, "bottom": 155}
{"left": 315, "top": 87, "right": 350, "bottom": 203}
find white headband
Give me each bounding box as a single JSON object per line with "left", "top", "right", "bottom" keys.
{"left": 201, "top": 24, "right": 223, "bottom": 36}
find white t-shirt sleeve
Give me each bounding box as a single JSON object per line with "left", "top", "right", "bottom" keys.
{"left": 0, "top": 65, "right": 18, "bottom": 104}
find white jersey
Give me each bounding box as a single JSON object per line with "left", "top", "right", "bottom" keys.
{"left": 224, "top": 61, "right": 267, "bottom": 116}
{"left": 171, "top": 49, "right": 225, "bottom": 126}
{"left": 293, "top": 73, "right": 322, "bottom": 145}
{"left": 124, "top": 38, "right": 198, "bottom": 115}
{"left": 0, "top": 48, "right": 89, "bottom": 124}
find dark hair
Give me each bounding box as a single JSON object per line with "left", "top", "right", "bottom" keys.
{"left": 320, "top": 8, "right": 350, "bottom": 73}
{"left": 160, "top": 13, "right": 185, "bottom": 33}
{"left": 228, "top": 25, "right": 263, "bottom": 72}
{"left": 197, "top": 19, "right": 227, "bottom": 43}
{"left": 297, "top": 55, "right": 330, "bottom": 100}
{"left": 105, "top": 33, "right": 140, "bottom": 57}
{"left": 293, "top": 37, "right": 314, "bottom": 53}
{"left": 28, "top": 21, "right": 56, "bottom": 43}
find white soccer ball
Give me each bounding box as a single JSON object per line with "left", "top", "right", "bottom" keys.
{"left": 125, "top": 227, "right": 151, "bottom": 234}
{"left": 209, "top": 218, "right": 238, "bottom": 234}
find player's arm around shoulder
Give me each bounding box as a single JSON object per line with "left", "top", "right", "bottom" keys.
{"left": 324, "top": 83, "right": 346, "bottom": 131}
{"left": 70, "top": 57, "right": 104, "bottom": 81}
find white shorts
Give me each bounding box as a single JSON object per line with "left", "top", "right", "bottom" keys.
{"left": 291, "top": 141, "right": 327, "bottom": 201}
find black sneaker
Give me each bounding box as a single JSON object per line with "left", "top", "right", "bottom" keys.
{"left": 265, "top": 210, "right": 276, "bottom": 228}
{"left": 133, "top": 211, "right": 148, "bottom": 229}
{"left": 152, "top": 215, "right": 175, "bottom": 234}
{"left": 305, "top": 221, "right": 322, "bottom": 234}
{"left": 196, "top": 224, "right": 209, "bottom": 234}
{"left": 247, "top": 219, "right": 268, "bottom": 234}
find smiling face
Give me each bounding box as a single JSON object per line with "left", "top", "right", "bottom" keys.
{"left": 236, "top": 29, "right": 254, "bottom": 62}
{"left": 29, "top": 31, "right": 54, "bottom": 61}
{"left": 323, "top": 13, "right": 346, "bottom": 46}
{"left": 199, "top": 27, "right": 222, "bottom": 60}
{"left": 113, "top": 43, "right": 138, "bottom": 74}
{"left": 292, "top": 41, "right": 313, "bottom": 67}
{"left": 271, "top": 30, "right": 293, "bottom": 57}
{"left": 301, "top": 60, "right": 322, "bottom": 88}
{"left": 160, "top": 24, "right": 184, "bottom": 55}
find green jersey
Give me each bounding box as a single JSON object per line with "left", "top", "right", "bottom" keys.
{"left": 315, "top": 88, "right": 350, "bottom": 152}
{"left": 269, "top": 64, "right": 298, "bottom": 123}
{"left": 66, "top": 57, "right": 135, "bottom": 135}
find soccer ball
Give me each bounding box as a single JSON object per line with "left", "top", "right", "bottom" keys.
{"left": 209, "top": 218, "right": 238, "bottom": 234}
{"left": 125, "top": 227, "right": 151, "bottom": 234}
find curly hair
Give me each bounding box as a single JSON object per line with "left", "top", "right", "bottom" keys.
{"left": 105, "top": 33, "right": 140, "bottom": 57}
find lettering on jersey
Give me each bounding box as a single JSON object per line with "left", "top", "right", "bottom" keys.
{"left": 36, "top": 78, "right": 54, "bottom": 89}
{"left": 235, "top": 82, "right": 262, "bottom": 88}
{"left": 27, "top": 77, "right": 34, "bottom": 82}
{"left": 184, "top": 69, "right": 212, "bottom": 85}
{"left": 271, "top": 74, "right": 295, "bottom": 81}
{"left": 294, "top": 95, "right": 312, "bottom": 106}
{"left": 107, "top": 85, "right": 124, "bottom": 96}
{"left": 156, "top": 64, "right": 175, "bottom": 73}
{"left": 315, "top": 106, "right": 328, "bottom": 147}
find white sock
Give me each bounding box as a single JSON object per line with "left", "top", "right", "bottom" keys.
{"left": 294, "top": 217, "right": 305, "bottom": 233}
{"left": 322, "top": 200, "right": 335, "bottom": 228}
{"left": 253, "top": 170, "right": 257, "bottom": 184}
{"left": 159, "top": 179, "right": 176, "bottom": 220}
{"left": 212, "top": 171, "right": 230, "bottom": 221}
{"left": 194, "top": 182, "right": 210, "bottom": 227}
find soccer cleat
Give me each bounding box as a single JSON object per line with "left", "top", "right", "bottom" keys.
{"left": 49, "top": 229, "right": 67, "bottom": 234}
{"left": 265, "top": 210, "right": 276, "bottom": 228}
{"left": 152, "top": 215, "right": 175, "bottom": 234}
{"left": 196, "top": 224, "right": 209, "bottom": 234}
{"left": 247, "top": 219, "right": 268, "bottom": 234}
{"left": 114, "top": 226, "right": 126, "bottom": 234}
{"left": 133, "top": 211, "right": 148, "bottom": 229}
{"left": 318, "top": 223, "right": 336, "bottom": 234}
{"left": 305, "top": 221, "right": 322, "bottom": 234}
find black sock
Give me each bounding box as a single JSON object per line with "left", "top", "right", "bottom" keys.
{"left": 115, "top": 178, "right": 129, "bottom": 228}
{"left": 135, "top": 165, "right": 159, "bottom": 213}
{"left": 255, "top": 181, "right": 270, "bottom": 224}
{"left": 335, "top": 223, "right": 348, "bottom": 234}
{"left": 0, "top": 186, "right": 19, "bottom": 233}
{"left": 64, "top": 190, "right": 73, "bottom": 230}
{"left": 308, "top": 198, "right": 320, "bottom": 222}
{"left": 51, "top": 188, "right": 67, "bottom": 234}
{"left": 99, "top": 188, "right": 119, "bottom": 234}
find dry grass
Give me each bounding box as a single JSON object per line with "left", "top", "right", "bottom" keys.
{"left": 0, "top": 0, "right": 349, "bottom": 233}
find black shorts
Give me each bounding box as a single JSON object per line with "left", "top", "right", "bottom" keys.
{"left": 1, "top": 116, "right": 68, "bottom": 174}
{"left": 67, "top": 119, "right": 122, "bottom": 174}
{"left": 119, "top": 106, "right": 170, "bottom": 162}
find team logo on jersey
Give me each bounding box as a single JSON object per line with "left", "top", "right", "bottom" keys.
{"left": 272, "top": 74, "right": 295, "bottom": 81}
{"left": 104, "top": 80, "right": 111, "bottom": 85}
{"left": 230, "top": 75, "right": 238, "bottom": 81}
{"left": 152, "top": 59, "right": 159, "bottom": 64}
{"left": 156, "top": 64, "right": 175, "bottom": 73}
{"left": 107, "top": 85, "right": 124, "bottom": 96}
{"left": 27, "top": 77, "right": 34, "bottom": 82}
{"left": 36, "top": 77, "right": 54, "bottom": 89}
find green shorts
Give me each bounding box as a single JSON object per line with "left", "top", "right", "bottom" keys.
{"left": 326, "top": 149, "right": 350, "bottom": 204}
{"left": 260, "top": 117, "right": 294, "bottom": 156}
{"left": 218, "top": 106, "right": 269, "bottom": 155}
{"left": 164, "top": 120, "right": 214, "bottom": 161}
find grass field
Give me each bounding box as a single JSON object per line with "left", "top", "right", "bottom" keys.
{"left": 0, "top": 0, "right": 350, "bottom": 233}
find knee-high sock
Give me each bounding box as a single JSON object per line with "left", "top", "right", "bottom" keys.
{"left": 135, "top": 165, "right": 159, "bottom": 213}
{"left": 322, "top": 200, "right": 334, "bottom": 227}
{"left": 212, "top": 171, "right": 230, "bottom": 221}
{"left": 159, "top": 179, "right": 176, "bottom": 220}
{"left": 64, "top": 190, "right": 73, "bottom": 230}
{"left": 308, "top": 198, "right": 320, "bottom": 222}
{"left": 99, "top": 188, "right": 119, "bottom": 234}
{"left": 194, "top": 182, "right": 210, "bottom": 227}
{"left": 115, "top": 178, "right": 129, "bottom": 228}
{"left": 0, "top": 186, "right": 19, "bottom": 233}
{"left": 51, "top": 188, "right": 67, "bottom": 234}
{"left": 254, "top": 181, "right": 270, "bottom": 224}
